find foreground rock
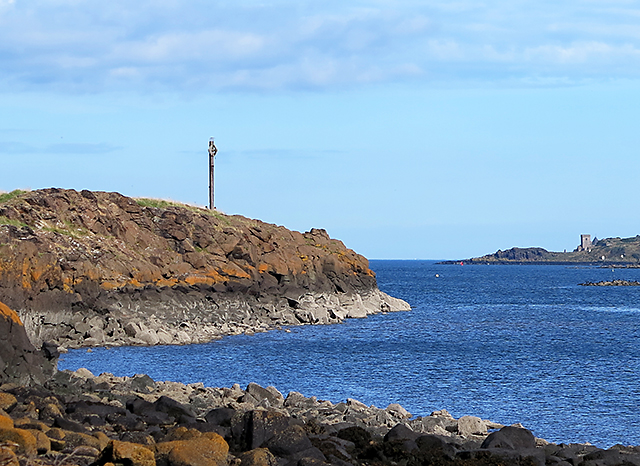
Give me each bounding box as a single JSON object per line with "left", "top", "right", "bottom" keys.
{"left": 0, "top": 301, "right": 56, "bottom": 386}
{"left": 0, "top": 189, "right": 409, "bottom": 349}
{"left": 2, "top": 370, "right": 638, "bottom": 466}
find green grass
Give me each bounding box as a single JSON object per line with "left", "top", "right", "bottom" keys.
{"left": 41, "top": 220, "right": 90, "bottom": 238}
{"left": 136, "top": 197, "right": 233, "bottom": 225}
{"left": 135, "top": 198, "right": 181, "bottom": 209}
{"left": 0, "top": 215, "right": 28, "bottom": 228}
{"left": 0, "top": 189, "right": 29, "bottom": 204}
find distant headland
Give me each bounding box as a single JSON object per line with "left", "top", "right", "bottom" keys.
{"left": 444, "top": 234, "right": 640, "bottom": 265}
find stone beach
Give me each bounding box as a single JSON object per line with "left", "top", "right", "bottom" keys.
{"left": 4, "top": 368, "right": 640, "bottom": 466}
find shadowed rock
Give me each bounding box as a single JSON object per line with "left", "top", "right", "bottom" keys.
{"left": 0, "top": 301, "right": 56, "bottom": 386}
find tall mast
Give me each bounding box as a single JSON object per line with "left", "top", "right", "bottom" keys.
{"left": 208, "top": 138, "right": 217, "bottom": 209}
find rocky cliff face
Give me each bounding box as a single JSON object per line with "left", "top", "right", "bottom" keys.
{"left": 0, "top": 301, "right": 56, "bottom": 385}
{"left": 0, "top": 189, "right": 409, "bottom": 348}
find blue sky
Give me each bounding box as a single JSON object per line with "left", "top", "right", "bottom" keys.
{"left": 1, "top": 1, "right": 640, "bottom": 259}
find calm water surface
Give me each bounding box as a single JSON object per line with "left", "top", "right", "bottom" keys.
{"left": 59, "top": 261, "right": 640, "bottom": 447}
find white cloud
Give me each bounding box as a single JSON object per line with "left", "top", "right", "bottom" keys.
{"left": 1, "top": 0, "right": 640, "bottom": 92}
{"left": 524, "top": 41, "right": 640, "bottom": 64}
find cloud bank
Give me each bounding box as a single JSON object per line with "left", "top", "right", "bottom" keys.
{"left": 1, "top": 0, "right": 639, "bottom": 92}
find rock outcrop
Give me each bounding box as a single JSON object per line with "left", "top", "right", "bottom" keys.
{"left": 0, "top": 189, "right": 409, "bottom": 349}
{"left": 0, "top": 301, "right": 56, "bottom": 386}
{"left": 580, "top": 280, "right": 640, "bottom": 286}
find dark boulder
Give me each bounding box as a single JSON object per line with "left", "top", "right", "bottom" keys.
{"left": 416, "top": 434, "right": 457, "bottom": 460}
{"left": 246, "top": 383, "right": 283, "bottom": 407}
{"left": 481, "top": 426, "right": 536, "bottom": 450}
{"left": 153, "top": 395, "right": 196, "bottom": 424}
{"left": 204, "top": 407, "right": 236, "bottom": 427}
{"left": 383, "top": 424, "right": 420, "bottom": 442}
{"left": 336, "top": 426, "right": 372, "bottom": 451}
{"left": 265, "top": 424, "right": 313, "bottom": 457}
{"left": 233, "top": 410, "right": 304, "bottom": 451}
{"left": 53, "top": 416, "right": 89, "bottom": 433}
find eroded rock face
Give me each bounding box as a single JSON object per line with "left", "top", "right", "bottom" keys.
{"left": 0, "top": 189, "right": 410, "bottom": 348}
{"left": 0, "top": 301, "right": 55, "bottom": 386}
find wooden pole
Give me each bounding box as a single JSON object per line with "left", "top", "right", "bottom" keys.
{"left": 208, "top": 138, "right": 217, "bottom": 209}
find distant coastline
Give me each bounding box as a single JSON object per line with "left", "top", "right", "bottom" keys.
{"left": 441, "top": 234, "right": 640, "bottom": 266}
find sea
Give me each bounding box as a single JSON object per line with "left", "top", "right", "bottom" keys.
{"left": 58, "top": 260, "right": 640, "bottom": 448}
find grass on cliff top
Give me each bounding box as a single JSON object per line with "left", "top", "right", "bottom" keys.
{"left": 135, "top": 198, "right": 186, "bottom": 209}
{"left": 135, "top": 197, "right": 232, "bottom": 225}
{"left": 0, "top": 189, "right": 29, "bottom": 204}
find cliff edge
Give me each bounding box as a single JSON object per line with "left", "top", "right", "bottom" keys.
{"left": 0, "top": 188, "right": 409, "bottom": 348}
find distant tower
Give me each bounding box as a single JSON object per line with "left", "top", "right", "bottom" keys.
{"left": 578, "top": 234, "right": 592, "bottom": 252}
{"left": 208, "top": 138, "right": 218, "bottom": 210}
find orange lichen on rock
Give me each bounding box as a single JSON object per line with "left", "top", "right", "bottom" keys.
{"left": 0, "top": 428, "right": 37, "bottom": 457}
{"left": 99, "top": 440, "right": 156, "bottom": 466}
{"left": 219, "top": 264, "right": 251, "bottom": 280}
{"left": 156, "top": 278, "right": 179, "bottom": 288}
{"left": 184, "top": 275, "right": 216, "bottom": 287}
{"left": 21, "top": 259, "right": 31, "bottom": 289}
{"left": 0, "top": 301, "right": 22, "bottom": 325}
{"left": 0, "top": 189, "right": 379, "bottom": 318}
{"left": 0, "top": 414, "right": 14, "bottom": 429}
{"left": 156, "top": 432, "right": 229, "bottom": 466}
{"left": 99, "top": 281, "right": 123, "bottom": 291}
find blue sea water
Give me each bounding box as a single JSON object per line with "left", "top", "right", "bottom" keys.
{"left": 58, "top": 261, "right": 640, "bottom": 448}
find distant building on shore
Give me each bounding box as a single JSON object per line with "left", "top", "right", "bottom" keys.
{"left": 577, "top": 234, "right": 592, "bottom": 252}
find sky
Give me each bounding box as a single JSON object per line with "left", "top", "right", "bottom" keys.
{"left": 1, "top": 1, "right": 640, "bottom": 260}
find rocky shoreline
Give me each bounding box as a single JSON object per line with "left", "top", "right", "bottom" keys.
{"left": 20, "top": 288, "right": 409, "bottom": 350}
{"left": 3, "top": 369, "right": 640, "bottom": 466}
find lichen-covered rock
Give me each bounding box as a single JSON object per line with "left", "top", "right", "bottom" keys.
{"left": 0, "top": 393, "right": 17, "bottom": 413}
{"left": 95, "top": 440, "right": 156, "bottom": 466}
{"left": 237, "top": 448, "right": 278, "bottom": 466}
{"left": 156, "top": 433, "right": 229, "bottom": 466}
{"left": 0, "top": 427, "right": 37, "bottom": 456}
{"left": 0, "top": 189, "right": 409, "bottom": 349}
{"left": 0, "top": 414, "right": 13, "bottom": 429}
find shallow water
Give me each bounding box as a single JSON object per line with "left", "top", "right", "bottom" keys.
{"left": 59, "top": 261, "right": 640, "bottom": 447}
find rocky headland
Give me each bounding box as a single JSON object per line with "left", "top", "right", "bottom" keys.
{"left": 452, "top": 235, "right": 640, "bottom": 265}
{"left": 0, "top": 188, "right": 409, "bottom": 349}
